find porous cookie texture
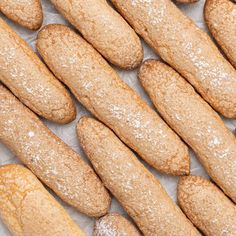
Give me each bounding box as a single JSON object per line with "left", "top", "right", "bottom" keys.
{"left": 139, "top": 60, "right": 236, "bottom": 203}
{"left": 205, "top": 0, "right": 236, "bottom": 68}
{"left": 0, "top": 0, "right": 43, "bottom": 30}
{"left": 37, "top": 24, "right": 190, "bottom": 176}
{"left": 94, "top": 213, "right": 140, "bottom": 236}
{"left": 50, "top": 0, "right": 143, "bottom": 69}
{"left": 0, "top": 18, "right": 76, "bottom": 124}
{"left": 0, "top": 164, "right": 85, "bottom": 236}
{"left": 111, "top": 0, "right": 236, "bottom": 118}
{"left": 178, "top": 176, "right": 236, "bottom": 236}
{"left": 77, "top": 117, "right": 200, "bottom": 236}
{"left": 0, "top": 85, "right": 110, "bottom": 217}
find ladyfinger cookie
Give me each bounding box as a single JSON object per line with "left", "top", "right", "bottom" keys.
{"left": 139, "top": 60, "right": 236, "bottom": 202}
{"left": 205, "top": 0, "right": 236, "bottom": 68}
{"left": 0, "top": 85, "right": 110, "bottom": 217}
{"left": 0, "top": 0, "right": 43, "bottom": 30}
{"left": 0, "top": 18, "right": 75, "bottom": 124}
{"left": 0, "top": 164, "right": 85, "bottom": 236}
{"left": 77, "top": 117, "right": 200, "bottom": 236}
{"left": 178, "top": 176, "right": 236, "bottom": 236}
{"left": 36, "top": 24, "right": 189, "bottom": 176}
{"left": 111, "top": 0, "right": 236, "bottom": 118}
{"left": 49, "top": 0, "right": 143, "bottom": 69}
{"left": 94, "top": 213, "right": 140, "bottom": 236}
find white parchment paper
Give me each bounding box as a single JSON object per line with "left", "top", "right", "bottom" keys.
{"left": 0, "top": 0, "right": 236, "bottom": 235}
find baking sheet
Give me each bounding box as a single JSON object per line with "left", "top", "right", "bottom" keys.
{"left": 0, "top": 0, "right": 236, "bottom": 235}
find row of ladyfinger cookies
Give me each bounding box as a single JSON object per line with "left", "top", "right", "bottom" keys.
{"left": 0, "top": 26, "right": 236, "bottom": 236}
{"left": 0, "top": 0, "right": 235, "bottom": 174}
{"left": 0, "top": 0, "right": 236, "bottom": 116}
{"left": 1, "top": 0, "right": 236, "bottom": 194}
{"left": 1, "top": 86, "right": 236, "bottom": 236}
{"left": 1, "top": 13, "right": 236, "bottom": 197}
{"left": 0, "top": 0, "right": 200, "bottom": 31}
{"left": 2, "top": 165, "right": 235, "bottom": 236}
{"left": 0, "top": 0, "right": 234, "bottom": 234}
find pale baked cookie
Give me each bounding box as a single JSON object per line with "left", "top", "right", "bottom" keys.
{"left": 0, "top": 0, "right": 43, "bottom": 30}
{"left": 36, "top": 24, "right": 189, "bottom": 176}
{"left": 0, "top": 18, "right": 76, "bottom": 124}
{"left": 49, "top": 0, "right": 143, "bottom": 69}
{"left": 0, "top": 164, "right": 85, "bottom": 236}
{"left": 139, "top": 60, "right": 236, "bottom": 203}
{"left": 0, "top": 85, "right": 110, "bottom": 217}
{"left": 205, "top": 0, "right": 236, "bottom": 68}
{"left": 178, "top": 176, "right": 236, "bottom": 236}
{"left": 111, "top": 0, "right": 236, "bottom": 118}
{"left": 94, "top": 213, "right": 140, "bottom": 236}
{"left": 77, "top": 117, "right": 200, "bottom": 236}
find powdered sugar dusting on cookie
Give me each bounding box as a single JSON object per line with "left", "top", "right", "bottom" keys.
{"left": 95, "top": 219, "right": 117, "bottom": 236}
{"left": 0, "top": 86, "right": 110, "bottom": 216}
{"left": 37, "top": 24, "right": 189, "bottom": 175}
{"left": 78, "top": 118, "right": 199, "bottom": 236}
{"left": 113, "top": 0, "right": 236, "bottom": 118}
{"left": 139, "top": 60, "right": 236, "bottom": 202}
{"left": 0, "top": 18, "right": 75, "bottom": 123}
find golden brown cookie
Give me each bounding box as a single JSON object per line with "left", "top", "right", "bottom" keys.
{"left": 0, "top": 164, "right": 85, "bottom": 236}
{"left": 0, "top": 85, "right": 110, "bottom": 217}
{"left": 111, "top": 0, "right": 236, "bottom": 118}
{"left": 139, "top": 60, "right": 236, "bottom": 203}
{"left": 94, "top": 213, "right": 140, "bottom": 236}
{"left": 0, "top": 18, "right": 76, "bottom": 124}
{"left": 0, "top": 0, "right": 43, "bottom": 30}
{"left": 36, "top": 24, "right": 189, "bottom": 176}
{"left": 77, "top": 117, "right": 200, "bottom": 236}
{"left": 49, "top": 0, "right": 143, "bottom": 69}
{"left": 204, "top": 0, "right": 236, "bottom": 68}
{"left": 178, "top": 176, "right": 236, "bottom": 236}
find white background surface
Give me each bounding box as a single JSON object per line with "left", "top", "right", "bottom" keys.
{"left": 0, "top": 0, "right": 236, "bottom": 235}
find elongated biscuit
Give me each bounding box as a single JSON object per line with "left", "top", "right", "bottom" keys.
{"left": 204, "top": 0, "right": 236, "bottom": 68}
{"left": 49, "top": 0, "right": 143, "bottom": 69}
{"left": 0, "top": 85, "right": 110, "bottom": 217}
{"left": 77, "top": 117, "right": 200, "bottom": 236}
{"left": 0, "top": 18, "right": 75, "bottom": 124}
{"left": 0, "top": 0, "right": 43, "bottom": 30}
{"left": 94, "top": 213, "right": 140, "bottom": 236}
{"left": 36, "top": 24, "right": 189, "bottom": 176}
{"left": 139, "top": 60, "right": 236, "bottom": 202}
{"left": 0, "top": 164, "right": 85, "bottom": 236}
{"left": 111, "top": 0, "right": 236, "bottom": 118}
{"left": 178, "top": 176, "right": 236, "bottom": 236}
